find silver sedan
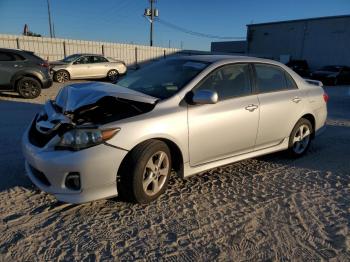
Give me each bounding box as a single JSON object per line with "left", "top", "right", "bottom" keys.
{"left": 51, "top": 54, "right": 127, "bottom": 82}
{"left": 22, "top": 55, "right": 327, "bottom": 204}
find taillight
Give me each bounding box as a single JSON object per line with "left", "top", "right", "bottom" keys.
{"left": 323, "top": 93, "right": 329, "bottom": 103}
{"left": 39, "top": 60, "right": 49, "bottom": 68}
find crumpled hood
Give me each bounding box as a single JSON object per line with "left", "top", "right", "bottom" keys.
{"left": 55, "top": 82, "right": 158, "bottom": 113}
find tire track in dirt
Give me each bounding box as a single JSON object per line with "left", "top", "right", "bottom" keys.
{"left": 0, "top": 155, "right": 349, "bottom": 261}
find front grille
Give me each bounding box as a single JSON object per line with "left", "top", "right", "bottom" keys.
{"left": 29, "top": 165, "right": 51, "bottom": 186}
{"left": 28, "top": 115, "right": 57, "bottom": 148}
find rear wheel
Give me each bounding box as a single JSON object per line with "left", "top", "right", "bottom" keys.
{"left": 118, "top": 140, "right": 172, "bottom": 203}
{"left": 54, "top": 70, "right": 70, "bottom": 83}
{"left": 17, "top": 77, "right": 41, "bottom": 99}
{"left": 287, "top": 118, "right": 313, "bottom": 157}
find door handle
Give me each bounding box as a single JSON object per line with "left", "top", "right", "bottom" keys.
{"left": 292, "top": 97, "right": 301, "bottom": 103}
{"left": 245, "top": 104, "right": 258, "bottom": 112}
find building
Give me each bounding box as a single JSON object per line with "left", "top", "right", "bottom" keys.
{"left": 211, "top": 40, "right": 247, "bottom": 54}
{"left": 246, "top": 15, "right": 350, "bottom": 69}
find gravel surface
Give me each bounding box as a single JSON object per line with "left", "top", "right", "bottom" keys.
{"left": 0, "top": 82, "right": 349, "bottom": 261}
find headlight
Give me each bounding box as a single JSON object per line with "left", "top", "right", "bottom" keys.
{"left": 57, "top": 128, "right": 120, "bottom": 150}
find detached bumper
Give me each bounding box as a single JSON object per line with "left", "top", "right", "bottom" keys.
{"left": 22, "top": 130, "right": 128, "bottom": 203}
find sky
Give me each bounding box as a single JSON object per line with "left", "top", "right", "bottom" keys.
{"left": 0, "top": 0, "right": 349, "bottom": 50}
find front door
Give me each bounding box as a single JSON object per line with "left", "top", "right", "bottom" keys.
{"left": 70, "top": 56, "right": 93, "bottom": 78}
{"left": 188, "top": 63, "right": 260, "bottom": 166}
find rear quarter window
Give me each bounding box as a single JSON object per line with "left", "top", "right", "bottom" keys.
{"left": 25, "top": 52, "right": 44, "bottom": 62}
{"left": 0, "top": 52, "right": 15, "bottom": 61}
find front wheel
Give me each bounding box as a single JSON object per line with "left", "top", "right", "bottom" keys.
{"left": 118, "top": 140, "right": 172, "bottom": 203}
{"left": 287, "top": 118, "right": 313, "bottom": 157}
{"left": 54, "top": 70, "right": 70, "bottom": 83}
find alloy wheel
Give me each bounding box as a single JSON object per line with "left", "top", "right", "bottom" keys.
{"left": 108, "top": 70, "right": 118, "bottom": 81}
{"left": 56, "top": 71, "right": 69, "bottom": 83}
{"left": 19, "top": 80, "right": 40, "bottom": 98}
{"left": 292, "top": 124, "right": 311, "bottom": 154}
{"left": 142, "top": 151, "right": 170, "bottom": 196}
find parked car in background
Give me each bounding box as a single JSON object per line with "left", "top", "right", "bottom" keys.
{"left": 286, "top": 60, "right": 310, "bottom": 77}
{"left": 50, "top": 54, "right": 127, "bottom": 83}
{"left": 22, "top": 55, "right": 327, "bottom": 204}
{"left": 310, "top": 65, "right": 350, "bottom": 85}
{"left": 0, "top": 48, "right": 52, "bottom": 98}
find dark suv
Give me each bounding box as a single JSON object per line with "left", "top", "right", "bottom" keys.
{"left": 286, "top": 60, "right": 310, "bottom": 77}
{"left": 0, "top": 48, "right": 52, "bottom": 98}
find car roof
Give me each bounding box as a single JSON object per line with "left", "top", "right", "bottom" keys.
{"left": 70, "top": 53, "right": 104, "bottom": 56}
{"left": 0, "top": 48, "right": 33, "bottom": 53}
{"left": 174, "top": 54, "right": 278, "bottom": 64}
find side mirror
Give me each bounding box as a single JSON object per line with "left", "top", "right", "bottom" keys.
{"left": 192, "top": 89, "right": 218, "bottom": 105}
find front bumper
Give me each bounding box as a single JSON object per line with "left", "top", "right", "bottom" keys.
{"left": 22, "top": 129, "right": 128, "bottom": 203}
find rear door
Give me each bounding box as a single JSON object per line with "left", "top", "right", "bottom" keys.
{"left": 90, "top": 56, "right": 110, "bottom": 77}
{"left": 253, "top": 63, "right": 305, "bottom": 150}
{"left": 0, "top": 51, "right": 25, "bottom": 88}
{"left": 188, "top": 63, "right": 260, "bottom": 166}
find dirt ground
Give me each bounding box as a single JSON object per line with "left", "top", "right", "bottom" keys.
{"left": 0, "top": 82, "right": 349, "bottom": 261}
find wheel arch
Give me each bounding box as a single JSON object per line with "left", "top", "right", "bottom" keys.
{"left": 106, "top": 69, "right": 119, "bottom": 79}
{"left": 54, "top": 69, "right": 71, "bottom": 78}
{"left": 11, "top": 72, "right": 43, "bottom": 91}
{"left": 299, "top": 113, "right": 316, "bottom": 139}
{"left": 118, "top": 138, "right": 184, "bottom": 178}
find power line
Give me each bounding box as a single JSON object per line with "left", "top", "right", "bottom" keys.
{"left": 155, "top": 17, "right": 245, "bottom": 40}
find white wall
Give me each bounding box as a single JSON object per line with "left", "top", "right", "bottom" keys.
{"left": 0, "top": 34, "right": 181, "bottom": 66}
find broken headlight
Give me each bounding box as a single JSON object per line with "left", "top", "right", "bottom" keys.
{"left": 57, "top": 128, "right": 120, "bottom": 150}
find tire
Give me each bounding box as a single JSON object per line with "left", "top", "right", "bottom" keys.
{"left": 118, "top": 140, "right": 172, "bottom": 203}
{"left": 287, "top": 118, "right": 313, "bottom": 157}
{"left": 54, "top": 70, "right": 70, "bottom": 83}
{"left": 17, "top": 77, "right": 42, "bottom": 99}
{"left": 107, "top": 69, "right": 119, "bottom": 82}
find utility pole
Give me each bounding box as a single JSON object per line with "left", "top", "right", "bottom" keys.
{"left": 47, "top": 0, "right": 53, "bottom": 38}
{"left": 144, "top": 0, "right": 158, "bottom": 46}
{"left": 150, "top": 0, "right": 154, "bottom": 46}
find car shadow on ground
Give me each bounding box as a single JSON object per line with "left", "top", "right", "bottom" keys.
{"left": 0, "top": 100, "right": 42, "bottom": 191}
{"left": 0, "top": 91, "right": 23, "bottom": 99}
{"left": 256, "top": 120, "right": 350, "bottom": 175}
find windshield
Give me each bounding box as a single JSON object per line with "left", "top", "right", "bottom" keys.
{"left": 117, "top": 59, "right": 210, "bottom": 99}
{"left": 320, "top": 66, "right": 341, "bottom": 72}
{"left": 62, "top": 54, "right": 82, "bottom": 63}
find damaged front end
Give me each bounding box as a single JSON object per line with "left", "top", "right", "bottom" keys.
{"left": 29, "top": 82, "right": 157, "bottom": 149}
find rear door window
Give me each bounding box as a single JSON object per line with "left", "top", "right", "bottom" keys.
{"left": 254, "top": 64, "right": 294, "bottom": 93}
{"left": 93, "top": 56, "right": 108, "bottom": 63}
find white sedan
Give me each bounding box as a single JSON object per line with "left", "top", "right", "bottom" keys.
{"left": 22, "top": 55, "right": 327, "bottom": 204}
{"left": 51, "top": 54, "right": 127, "bottom": 82}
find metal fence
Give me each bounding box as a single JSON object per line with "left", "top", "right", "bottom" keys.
{"left": 0, "top": 34, "right": 181, "bottom": 66}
